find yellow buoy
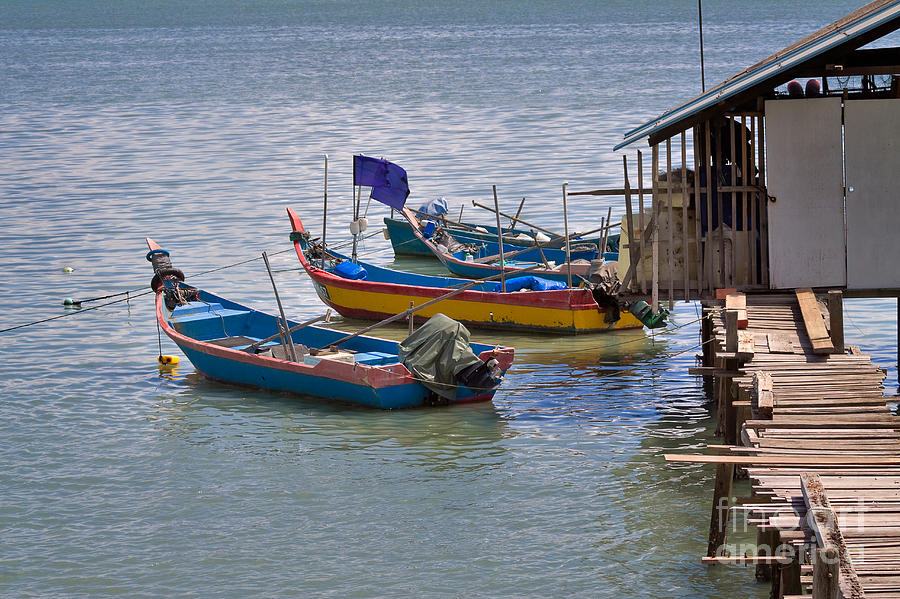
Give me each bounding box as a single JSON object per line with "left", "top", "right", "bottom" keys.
{"left": 158, "top": 355, "right": 180, "bottom": 365}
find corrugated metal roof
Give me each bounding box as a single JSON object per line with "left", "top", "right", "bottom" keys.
{"left": 614, "top": 0, "right": 900, "bottom": 151}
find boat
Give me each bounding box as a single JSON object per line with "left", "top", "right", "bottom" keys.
{"left": 145, "top": 238, "right": 513, "bottom": 409}
{"left": 289, "top": 207, "right": 643, "bottom": 334}
{"left": 384, "top": 214, "right": 617, "bottom": 259}
{"left": 398, "top": 207, "right": 602, "bottom": 284}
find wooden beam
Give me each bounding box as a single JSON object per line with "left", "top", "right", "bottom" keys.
{"left": 701, "top": 555, "right": 793, "bottom": 565}
{"left": 827, "top": 290, "right": 844, "bottom": 354}
{"left": 708, "top": 462, "right": 735, "bottom": 558}
{"left": 726, "top": 292, "right": 748, "bottom": 328}
{"left": 755, "top": 371, "right": 774, "bottom": 418}
{"left": 801, "top": 474, "right": 864, "bottom": 599}
{"left": 666, "top": 454, "right": 900, "bottom": 465}
{"left": 796, "top": 288, "right": 835, "bottom": 355}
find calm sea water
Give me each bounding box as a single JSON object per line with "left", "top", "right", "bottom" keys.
{"left": 2, "top": 1, "right": 897, "bottom": 597}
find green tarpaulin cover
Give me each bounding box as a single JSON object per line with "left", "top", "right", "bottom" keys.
{"left": 398, "top": 313, "right": 482, "bottom": 400}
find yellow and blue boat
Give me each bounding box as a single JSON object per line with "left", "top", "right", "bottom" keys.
{"left": 289, "top": 208, "right": 643, "bottom": 334}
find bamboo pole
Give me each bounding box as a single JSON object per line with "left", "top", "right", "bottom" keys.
{"left": 351, "top": 185, "right": 361, "bottom": 263}
{"left": 729, "top": 116, "right": 737, "bottom": 287}
{"left": 715, "top": 122, "right": 725, "bottom": 288}
{"left": 262, "top": 251, "right": 298, "bottom": 362}
{"left": 510, "top": 197, "right": 526, "bottom": 230}
{"left": 681, "top": 132, "right": 689, "bottom": 299}
{"left": 603, "top": 206, "right": 612, "bottom": 254}
{"left": 742, "top": 115, "right": 751, "bottom": 286}
{"left": 327, "top": 262, "right": 548, "bottom": 348}
{"left": 243, "top": 310, "right": 332, "bottom": 353}
{"left": 471, "top": 201, "right": 561, "bottom": 238}
{"left": 749, "top": 116, "right": 758, "bottom": 285}
{"left": 493, "top": 185, "right": 506, "bottom": 293}
{"left": 652, "top": 144, "right": 660, "bottom": 313}
{"left": 666, "top": 137, "right": 674, "bottom": 308}
{"left": 705, "top": 122, "right": 713, "bottom": 292}
{"left": 693, "top": 126, "right": 704, "bottom": 296}
{"left": 623, "top": 156, "right": 636, "bottom": 292}
{"left": 638, "top": 150, "right": 647, "bottom": 294}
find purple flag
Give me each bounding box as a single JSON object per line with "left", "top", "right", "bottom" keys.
{"left": 353, "top": 155, "right": 410, "bottom": 210}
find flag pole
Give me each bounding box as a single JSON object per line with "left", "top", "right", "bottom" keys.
{"left": 563, "top": 182, "right": 572, "bottom": 288}
{"left": 351, "top": 156, "right": 359, "bottom": 263}
{"left": 351, "top": 186, "right": 361, "bottom": 263}
{"left": 321, "top": 153, "right": 328, "bottom": 268}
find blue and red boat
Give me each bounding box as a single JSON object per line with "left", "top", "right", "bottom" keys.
{"left": 289, "top": 208, "right": 643, "bottom": 334}
{"left": 146, "top": 238, "right": 513, "bottom": 409}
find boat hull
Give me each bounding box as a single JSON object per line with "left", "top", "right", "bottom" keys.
{"left": 309, "top": 274, "right": 643, "bottom": 333}
{"left": 155, "top": 289, "right": 509, "bottom": 409}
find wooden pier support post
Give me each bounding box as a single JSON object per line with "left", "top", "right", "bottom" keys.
{"left": 812, "top": 545, "right": 839, "bottom": 599}
{"left": 827, "top": 290, "right": 844, "bottom": 354}
{"left": 701, "top": 306, "right": 713, "bottom": 367}
{"left": 725, "top": 309, "right": 738, "bottom": 353}
{"left": 755, "top": 527, "right": 779, "bottom": 581}
{"left": 706, "top": 462, "right": 735, "bottom": 558}
{"left": 780, "top": 554, "right": 802, "bottom": 597}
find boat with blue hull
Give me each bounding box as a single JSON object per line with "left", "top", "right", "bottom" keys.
{"left": 400, "top": 207, "right": 598, "bottom": 284}
{"left": 146, "top": 238, "right": 513, "bottom": 409}
{"left": 289, "top": 208, "right": 644, "bottom": 334}
{"left": 384, "top": 215, "right": 613, "bottom": 259}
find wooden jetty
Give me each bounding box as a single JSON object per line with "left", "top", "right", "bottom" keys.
{"left": 671, "top": 290, "right": 899, "bottom": 598}
{"left": 577, "top": 3, "right": 900, "bottom": 597}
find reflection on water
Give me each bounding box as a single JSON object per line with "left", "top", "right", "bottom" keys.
{"left": 2, "top": 1, "right": 891, "bottom": 596}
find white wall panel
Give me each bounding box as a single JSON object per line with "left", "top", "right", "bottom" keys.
{"left": 765, "top": 98, "right": 845, "bottom": 289}
{"left": 845, "top": 99, "right": 900, "bottom": 290}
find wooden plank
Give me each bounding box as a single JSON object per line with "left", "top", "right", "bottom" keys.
{"left": 701, "top": 555, "right": 793, "bottom": 565}
{"left": 796, "top": 288, "right": 835, "bottom": 355}
{"left": 708, "top": 461, "right": 735, "bottom": 558}
{"left": 738, "top": 331, "right": 755, "bottom": 360}
{"left": 755, "top": 371, "right": 774, "bottom": 418}
{"left": 766, "top": 332, "right": 797, "bottom": 354}
{"left": 801, "top": 474, "right": 864, "bottom": 598}
{"left": 745, "top": 419, "right": 900, "bottom": 429}
{"left": 726, "top": 292, "right": 749, "bottom": 328}
{"left": 666, "top": 454, "right": 900, "bottom": 466}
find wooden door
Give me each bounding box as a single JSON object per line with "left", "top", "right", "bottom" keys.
{"left": 764, "top": 98, "right": 845, "bottom": 289}
{"left": 844, "top": 99, "right": 900, "bottom": 290}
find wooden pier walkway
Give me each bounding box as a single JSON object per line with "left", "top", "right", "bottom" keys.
{"left": 671, "top": 291, "right": 900, "bottom": 598}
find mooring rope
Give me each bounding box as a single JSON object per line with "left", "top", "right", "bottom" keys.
{"left": 0, "top": 246, "right": 296, "bottom": 334}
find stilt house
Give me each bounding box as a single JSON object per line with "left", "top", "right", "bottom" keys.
{"left": 606, "top": 0, "right": 900, "bottom": 307}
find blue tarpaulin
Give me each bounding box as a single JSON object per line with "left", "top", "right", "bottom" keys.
{"left": 353, "top": 155, "right": 410, "bottom": 210}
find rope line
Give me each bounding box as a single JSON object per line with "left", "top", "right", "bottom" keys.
{"left": 0, "top": 247, "right": 296, "bottom": 334}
